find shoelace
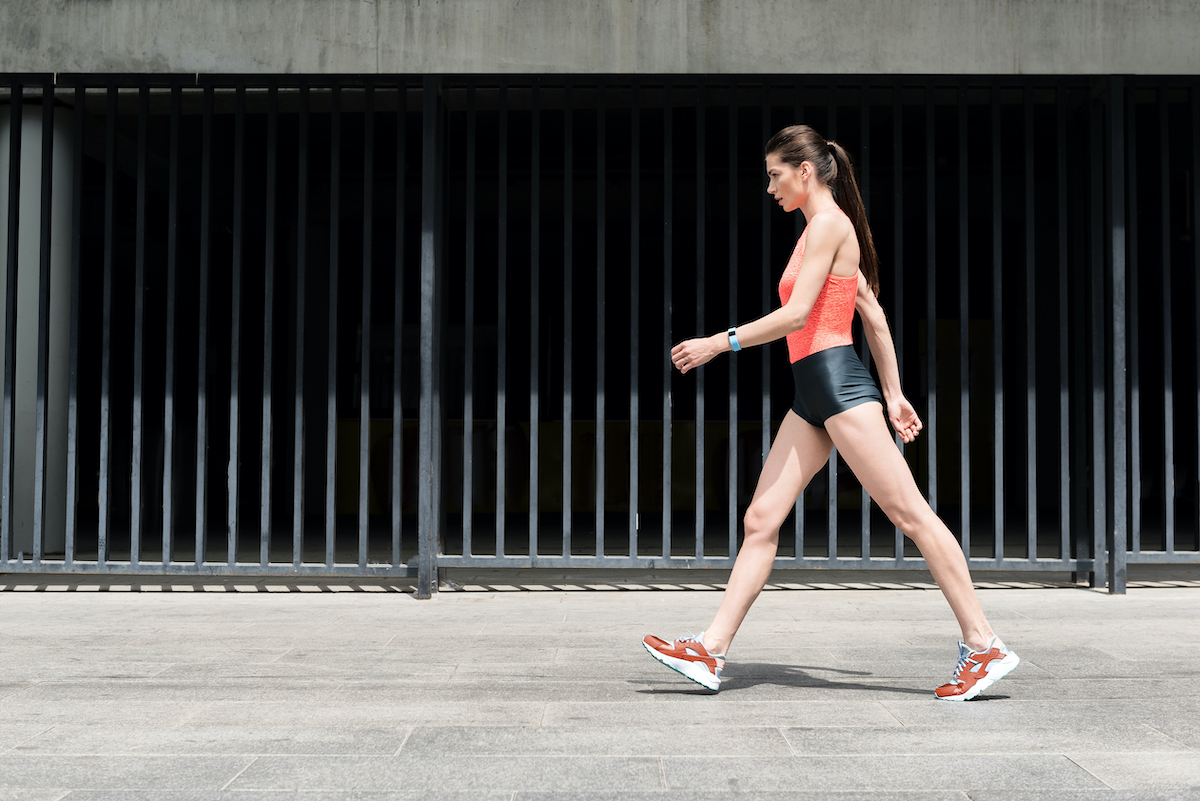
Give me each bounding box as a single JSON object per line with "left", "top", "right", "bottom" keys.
{"left": 950, "top": 649, "right": 971, "bottom": 682}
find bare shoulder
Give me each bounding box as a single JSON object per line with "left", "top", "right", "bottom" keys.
{"left": 804, "top": 209, "right": 855, "bottom": 247}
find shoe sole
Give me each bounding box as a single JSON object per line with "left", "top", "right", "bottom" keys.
{"left": 642, "top": 641, "right": 720, "bottom": 691}
{"left": 936, "top": 652, "right": 1020, "bottom": 701}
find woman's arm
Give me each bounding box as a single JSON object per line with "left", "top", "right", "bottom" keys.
{"left": 670, "top": 214, "right": 844, "bottom": 374}
{"left": 854, "top": 273, "right": 923, "bottom": 443}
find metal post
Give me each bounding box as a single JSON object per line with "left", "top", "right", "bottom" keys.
{"left": 228, "top": 84, "right": 245, "bottom": 566}
{"left": 162, "top": 84, "right": 181, "bottom": 566}
{"left": 462, "top": 82, "right": 475, "bottom": 559}
{"left": 0, "top": 85, "right": 20, "bottom": 565}
{"left": 417, "top": 76, "right": 441, "bottom": 597}
{"left": 30, "top": 82, "right": 55, "bottom": 565}
{"left": 293, "top": 83, "right": 310, "bottom": 568}
{"left": 66, "top": 82, "right": 85, "bottom": 567}
{"left": 326, "top": 84, "right": 341, "bottom": 568}
{"left": 358, "top": 83, "right": 375, "bottom": 570}
{"left": 596, "top": 86, "right": 607, "bottom": 558}
{"left": 1108, "top": 77, "right": 1127, "bottom": 593}
{"left": 260, "top": 82, "right": 277, "bottom": 566}
{"left": 529, "top": 81, "right": 542, "bottom": 560}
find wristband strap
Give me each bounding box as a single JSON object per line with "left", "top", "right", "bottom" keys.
{"left": 727, "top": 327, "right": 742, "bottom": 352}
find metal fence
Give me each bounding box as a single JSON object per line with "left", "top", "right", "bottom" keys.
{"left": 0, "top": 74, "right": 1196, "bottom": 595}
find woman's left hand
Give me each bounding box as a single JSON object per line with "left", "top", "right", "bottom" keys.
{"left": 888, "top": 396, "right": 924, "bottom": 443}
{"left": 671, "top": 335, "right": 724, "bottom": 374}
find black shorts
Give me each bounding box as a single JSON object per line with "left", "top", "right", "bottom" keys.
{"left": 790, "top": 345, "right": 883, "bottom": 427}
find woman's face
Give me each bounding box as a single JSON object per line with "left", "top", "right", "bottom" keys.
{"left": 765, "top": 153, "right": 806, "bottom": 213}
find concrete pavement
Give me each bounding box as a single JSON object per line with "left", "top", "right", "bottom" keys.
{"left": 1, "top": 569, "right": 1199, "bottom": 799}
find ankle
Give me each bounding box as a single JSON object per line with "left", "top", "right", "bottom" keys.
{"left": 964, "top": 631, "right": 997, "bottom": 652}
{"left": 703, "top": 634, "right": 729, "bottom": 657}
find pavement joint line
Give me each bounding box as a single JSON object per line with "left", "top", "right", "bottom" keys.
{"left": 1063, "top": 752, "right": 1114, "bottom": 789}
{"left": 219, "top": 754, "right": 260, "bottom": 792}
{"left": 393, "top": 726, "right": 415, "bottom": 756}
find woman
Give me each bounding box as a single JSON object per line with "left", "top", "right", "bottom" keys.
{"left": 642, "top": 125, "right": 1019, "bottom": 701}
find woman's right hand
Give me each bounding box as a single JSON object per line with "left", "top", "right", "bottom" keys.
{"left": 888, "top": 396, "right": 924, "bottom": 444}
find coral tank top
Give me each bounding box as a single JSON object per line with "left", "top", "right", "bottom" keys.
{"left": 777, "top": 228, "right": 858, "bottom": 364}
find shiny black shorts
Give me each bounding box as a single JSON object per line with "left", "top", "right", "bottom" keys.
{"left": 790, "top": 345, "right": 883, "bottom": 427}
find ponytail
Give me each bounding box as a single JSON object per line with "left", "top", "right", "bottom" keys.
{"left": 827, "top": 140, "right": 879, "bottom": 296}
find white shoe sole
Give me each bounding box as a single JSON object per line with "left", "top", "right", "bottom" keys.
{"left": 937, "top": 652, "right": 1020, "bottom": 701}
{"left": 643, "top": 641, "right": 721, "bottom": 691}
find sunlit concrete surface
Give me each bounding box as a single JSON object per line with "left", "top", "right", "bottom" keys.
{"left": 0, "top": 567, "right": 1198, "bottom": 799}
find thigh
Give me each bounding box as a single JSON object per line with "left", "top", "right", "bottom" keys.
{"left": 822, "top": 402, "right": 927, "bottom": 515}
{"left": 747, "top": 410, "right": 835, "bottom": 529}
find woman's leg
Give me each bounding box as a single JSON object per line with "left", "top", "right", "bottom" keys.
{"left": 701, "top": 410, "right": 833, "bottom": 657}
{"left": 824, "top": 402, "right": 995, "bottom": 651}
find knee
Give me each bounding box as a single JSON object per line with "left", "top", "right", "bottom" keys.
{"left": 884, "top": 497, "right": 935, "bottom": 538}
{"left": 743, "top": 502, "right": 783, "bottom": 545}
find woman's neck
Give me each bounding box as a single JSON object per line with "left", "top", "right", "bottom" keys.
{"left": 799, "top": 186, "right": 839, "bottom": 224}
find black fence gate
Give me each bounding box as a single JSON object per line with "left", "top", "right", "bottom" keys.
{"left": 0, "top": 74, "right": 1197, "bottom": 595}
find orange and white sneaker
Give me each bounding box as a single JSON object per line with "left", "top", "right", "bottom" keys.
{"left": 934, "top": 636, "right": 1020, "bottom": 701}
{"left": 642, "top": 631, "right": 725, "bottom": 691}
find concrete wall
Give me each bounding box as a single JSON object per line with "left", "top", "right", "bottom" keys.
{"left": 1, "top": 0, "right": 1197, "bottom": 76}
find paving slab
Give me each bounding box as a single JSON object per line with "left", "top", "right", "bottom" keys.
{"left": 401, "top": 725, "right": 794, "bottom": 757}
{"left": 0, "top": 755, "right": 255, "bottom": 791}
{"left": 662, "top": 754, "right": 1107, "bottom": 792}
{"left": 227, "top": 755, "right": 663, "bottom": 793}
{"left": 1066, "top": 752, "right": 1200, "bottom": 790}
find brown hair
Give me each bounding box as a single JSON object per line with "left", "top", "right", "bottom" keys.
{"left": 765, "top": 125, "right": 880, "bottom": 295}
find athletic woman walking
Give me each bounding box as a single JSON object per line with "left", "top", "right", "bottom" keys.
{"left": 642, "top": 125, "right": 1019, "bottom": 701}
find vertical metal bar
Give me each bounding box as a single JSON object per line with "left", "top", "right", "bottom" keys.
{"left": 1089, "top": 85, "right": 1107, "bottom": 586}
{"left": 163, "top": 85, "right": 181, "bottom": 566}
{"left": 128, "top": 85, "right": 148, "bottom": 565}
{"left": 859, "top": 84, "right": 872, "bottom": 559}
{"left": 759, "top": 88, "right": 771, "bottom": 492}
{"left": 100, "top": 86, "right": 117, "bottom": 565}
{"left": 293, "top": 83, "right": 310, "bottom": 567}
{"left": 694, "top": 85, "right": 706, "bottom": 560}
{"left": 661, "top": 84, "right": 673, "bottom": 559}
{"left": 326, "top": 84, "right": 341, "bottom": 568}
{"left": 1193, "top": 85, "right": 1200, "bottom": 556}
{"left": 727, "top": 83, "right": 738, "bottom": 559}
{"left": 1057, "top": 85, "right": 1070, "bottom": 563}
{"left": 595, "top": 86, "right": 607, "bottom": 557}
{"left": 825, "top": 84, "right": 838, "bottom": 562}
{"left": 563, "top": 85, "right": 574, "bottom": 558}
{"left": 1108, "top": 77, "right": 1127, "bottom": 593}
{"left": 1158, "top": 89, "right": 1175, "bottom": 556}
{"left": 0, "top": 85, "right": 20, "bottom": 564}
{"left": 66, "top": 83, "right": 85, "bottom": 567}
{"left": 31, "top": 82, "right": 56, "bottom": 565}
{"left": 195, "top": 85, "right": 213, "bottom": 566}
{"left": 796, "top": 81, "right": 806, "bottom": 556}
{"left": 959, "top": 85, "right": 971, "bottom": 556}
{"left": 629, "top": 80, "right": 641, "bottom": 559}
{"left": 1127, "top": 88, "right": 1140, "bottom": 558}
{"left": 924, "top": 88, "right": 937, "bottom": 516}
{"left": 496, "top": 83, "right": 508, "bottom": 558}
{"left": 529, "top": 82, "right": 541, "bottom": 559}
{"left": 359, "top": 83, "right": 374, "bottom": 570}
{"left": 891, "top": 85, "right": 904, "bottom": 559}
{"left": 291, "top": 84, "right": 309, "bottom": 565}
{"left": 260, "top": 83, "right": 277, "bottom": 566}
{"left": 417, "top": 76, "right": 441, "bottom": 597}
{"left": 462, "top": 83, "right": 475, "bottom": 558}
{"left": 1024, "top": 88, "right": 1037, "bottom": 561}
{"left": 991, "top": 87, "right": 1004, "bottom": 563}
{"left": 392, "top": 83, "right": 407, "bottom": 568}
{"left": 227, "top": 84, "right": 245, "bottom": 566}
